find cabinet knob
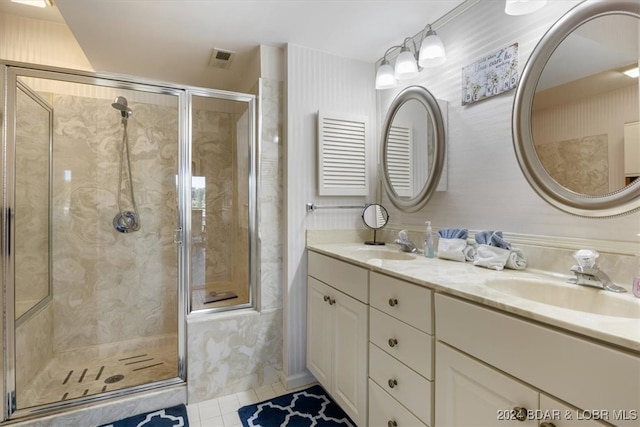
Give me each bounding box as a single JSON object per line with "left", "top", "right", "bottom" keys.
{"left": 387, "top": 421, "right": 397, "bottom": 427}
{"left": 323, "top": 295, "right": 330, "bottom": 302}
{"left": 540, "top": 423, "right": 556, "bottom": 427}
{"left": 388, "top": 298, "right": 398, "bottom": 307}
{"left": 388, "top": 338, "right": 398, "bottom": 348}
{"left": 388, "top": 378, "right": 398, "bottom": 388}
{"left": 329, "top": 298, "right": 336, "bottom": 305}
{"left": 513, "top": 407, "right": 527, "bottom": 422}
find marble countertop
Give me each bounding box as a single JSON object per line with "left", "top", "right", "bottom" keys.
{"left": 307, "top": 242, "right": 640, "bottom": 353}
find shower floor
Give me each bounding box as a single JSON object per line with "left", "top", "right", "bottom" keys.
{"left": 18, "top": 336, "right": 178, "bottom": 409}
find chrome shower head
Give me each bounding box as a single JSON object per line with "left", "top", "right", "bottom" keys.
{"left": 112, "top": 96, "right": 133, "bottom": 118}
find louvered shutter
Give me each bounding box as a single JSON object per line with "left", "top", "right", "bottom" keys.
{"left": 317, "top": 112, "right": 368, "bottom": 196}
{"left": 387, "top": 124, "right": 413, "bottom": 197}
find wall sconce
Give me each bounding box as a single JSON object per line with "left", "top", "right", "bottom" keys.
{"left": 504, "top": 0, "right": 547, "bottom": 15}
{"left": 375, "top": 23, "right": 446, "bottom": 90}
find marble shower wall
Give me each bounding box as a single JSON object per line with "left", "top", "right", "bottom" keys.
{"left": 192, "top": 105, "right": 248, "bottom": 293}
{"left": 50, "top": 93, "right": 179, "bottom": 352}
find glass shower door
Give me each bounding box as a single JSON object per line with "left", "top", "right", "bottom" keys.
{"left": 5, "top": 68, "right": 184, "bottom": 415}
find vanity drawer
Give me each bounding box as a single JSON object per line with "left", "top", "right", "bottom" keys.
{"left": 370, "top": 307, "right": 433, "bottom": 379}
{"left": 435, "top": 293, "right": 640, "bottom": 427}
{"left": 308, "top": 251, "right": 368, "bottom": 303}
{"left": 369, "top": 343, "right": 433, "bottom": 424}
{"left": 369, "top": 379, "right": 428, "bottom": 427}
{"left": 370, "top": 272, "right": 433, "bottom": 334}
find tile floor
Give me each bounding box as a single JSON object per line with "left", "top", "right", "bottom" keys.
{"left": 186, "top": 382, "right": 313, "bottom": 427}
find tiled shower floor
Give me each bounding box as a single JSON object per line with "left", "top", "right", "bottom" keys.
{"left": 18, "top": 339, "right": 177, "bottom": 409}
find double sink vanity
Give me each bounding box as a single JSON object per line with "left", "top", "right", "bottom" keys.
{"left": 306, "top": 242, "right": 640, "bottom": 427}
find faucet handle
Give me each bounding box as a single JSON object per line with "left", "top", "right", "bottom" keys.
{"left": 572, "top": 249, "right": 599, "bottom": 269}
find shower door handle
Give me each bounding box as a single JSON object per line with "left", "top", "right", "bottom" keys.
{"left": 173, "top": 228, "right": 183, "bottom": 244}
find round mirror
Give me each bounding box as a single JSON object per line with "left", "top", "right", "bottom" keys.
{"left": 362, "top": 203, "right": 389, "bottom": 245}
{"left": 381, "top": 86, "right": 446, "bottom": 213}
{"left": 513, "top": 1, "right": 640, "bottom": 217}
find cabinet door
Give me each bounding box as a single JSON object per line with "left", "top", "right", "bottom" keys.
{"left": 436, "top": 342, "right": 538, "bottom": 427}
{"left": 333, "top": 290, "right": 368, "bottom": 426}
{"left": 306, "top": 277, "right": 334, "bottom": 389}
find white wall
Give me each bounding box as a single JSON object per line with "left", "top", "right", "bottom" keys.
{"left": 284, "top": 44, "right": 376, "bottom": 386}
{"left": 0, "top": 13, "right": 91, "bottom": 70}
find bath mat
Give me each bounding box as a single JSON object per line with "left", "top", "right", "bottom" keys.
{"left": 99, "top": 404, "right": 189, "bottom": 427}
{"left": 238, "top": 384, "right": 355, "bottom": 427}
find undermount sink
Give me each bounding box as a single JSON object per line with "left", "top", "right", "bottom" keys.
{"left": 485, "top": 277, "right": 640, "bottom": 319}
{"left": 354, "top": 248, "right": 415, "bottom": 261}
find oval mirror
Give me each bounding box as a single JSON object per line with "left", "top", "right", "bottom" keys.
{"left": 513, "top": 0, "right": 640, "bottom": 217}
{"left": 381, "top": 86, "right": 446, "bottom": 213}
{"left": 362, "top": 203, "right": 389, "bottom": 245}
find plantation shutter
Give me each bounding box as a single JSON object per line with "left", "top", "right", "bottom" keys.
{"left": 387, "top": 124, "right": 413, "bottom": 197}
{"left": 317, "top": 112, "right": 368, "bottom": 196}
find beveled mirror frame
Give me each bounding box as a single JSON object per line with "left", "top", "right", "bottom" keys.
{"left": 513, "top": 0, "right": 640, "bottom": 218}
{"left": 381, "top": 85, "right": 446, "bottom": 213}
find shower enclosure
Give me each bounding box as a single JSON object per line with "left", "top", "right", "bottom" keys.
{"left": 0, "top": 64, "right": 258, "bottom": 422}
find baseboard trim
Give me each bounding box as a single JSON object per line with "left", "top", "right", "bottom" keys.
{"left": 279, "top": 370, "right": 316, "bottom": 391}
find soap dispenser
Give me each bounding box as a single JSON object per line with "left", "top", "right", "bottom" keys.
{"left": 424, "top": 221, "right": 435, "bottom": 258}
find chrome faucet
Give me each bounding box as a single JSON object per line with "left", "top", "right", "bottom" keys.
{"left": 567, "top": 249, "right": 627, "bottom": 293}
{"left": 394, "top": 230, "right": 417, "bottom": 253}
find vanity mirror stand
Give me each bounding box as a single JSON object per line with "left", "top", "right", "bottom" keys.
{"left": 362, "top": 203, "right": 389, "bottom": 245}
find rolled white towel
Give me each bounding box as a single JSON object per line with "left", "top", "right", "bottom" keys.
{"left": 463, "top": 243, "right": 477, "bottom": 262}
{"left": 506, "top": 247, "right": 527, "bottom": 270}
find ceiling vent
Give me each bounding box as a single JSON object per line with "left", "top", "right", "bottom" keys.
{"left": 209, "top": 48, "right": 236, "bottom": 69}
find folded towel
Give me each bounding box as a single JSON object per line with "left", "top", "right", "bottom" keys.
{"left": 437, "top": 238, "right": 468, "bottom": 262}
{"left": 438, "top": 228, "right": 468, "bottom": 239}
{"left": 473, "top": 244, "right": 511, "bottom": 270}
{"left": 475, "top": 230, "right": 511, "bottom": 250}
{"left": 474, "top": 245, "right": 527, "bottom": 270}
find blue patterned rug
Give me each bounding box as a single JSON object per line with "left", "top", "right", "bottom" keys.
{"left": 99, "top": 404, "right": 189, "bottom": 427}
{"left": 238, "top": 384, "right": 355, "bottom": 427}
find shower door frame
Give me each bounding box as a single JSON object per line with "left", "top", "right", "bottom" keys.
{"left": 1, "top": 62, "right": 191, "bottom": 422}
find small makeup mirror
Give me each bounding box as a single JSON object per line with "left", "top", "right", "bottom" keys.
{"left": 362, "top": 203, "right": 389, "bottom": 245}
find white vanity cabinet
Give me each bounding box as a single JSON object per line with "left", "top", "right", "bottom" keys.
{"left": 306, "top": 251, "right": 368, "bottom": 426}
{"left": 368, "top": 272, "right": 434, "bottom": 427}
{"left": 435, "top": 293, "right": 635, "bottom": 427}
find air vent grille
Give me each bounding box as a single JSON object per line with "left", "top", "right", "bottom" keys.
{"left": 209, "top": 48, "right": 236, "bottom": 69}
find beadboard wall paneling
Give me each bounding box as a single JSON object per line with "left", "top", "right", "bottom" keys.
{"left": 0, "top": 13, "right": 92, "bottom": 71}
{"left": 284, "top": 44, "right": 376, "bottom": 384}
{"left": 378, "top": 0, "right": 640, "bottom": 241}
